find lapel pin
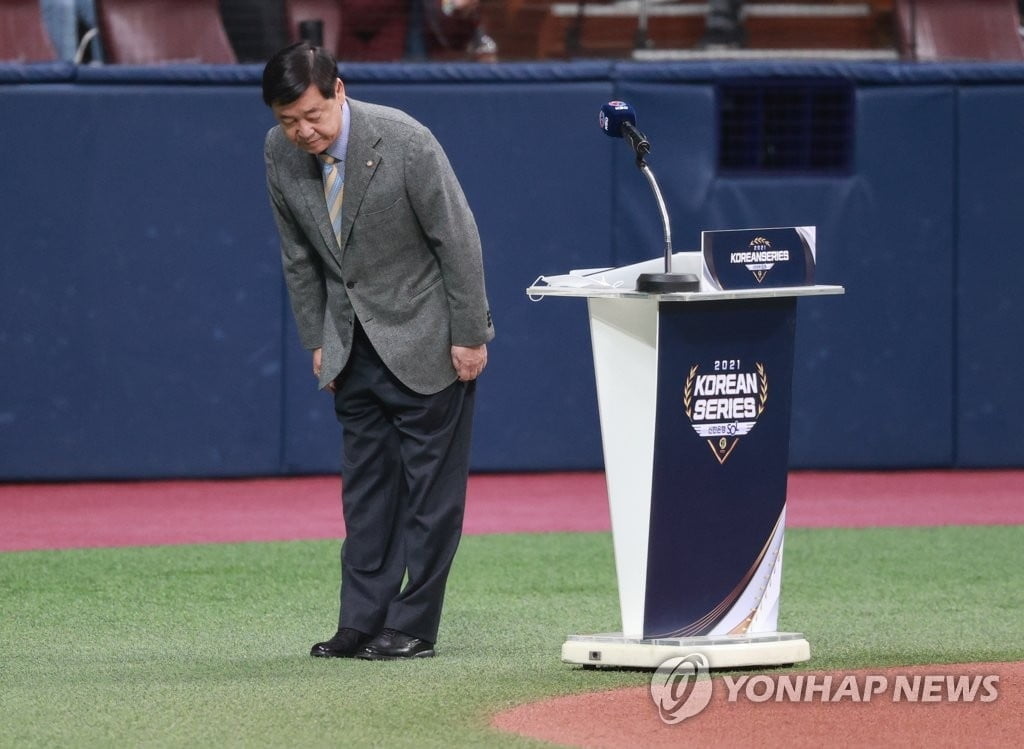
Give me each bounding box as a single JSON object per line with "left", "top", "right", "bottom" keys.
{"left": 366, "top": 160, "right": 374, "bottom": 167}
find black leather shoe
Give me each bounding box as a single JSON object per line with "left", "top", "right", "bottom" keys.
{"left": 357, "top": 628, "right": 435, "bottom": 660}
{"left": 310, "top": 628, "right": 372, "bottom": 658}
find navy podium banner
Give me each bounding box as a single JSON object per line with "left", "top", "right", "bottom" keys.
{"left": 646, "top": 298, "right": 796, "bottom": 638}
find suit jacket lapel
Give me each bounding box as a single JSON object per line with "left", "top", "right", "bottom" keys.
{"left": 337, "top": 100, "right": 381, "bottom": 255}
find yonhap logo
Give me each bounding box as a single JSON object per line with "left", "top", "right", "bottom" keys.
{"left": 649, "top": 653, "right": 713, "bottom": 724}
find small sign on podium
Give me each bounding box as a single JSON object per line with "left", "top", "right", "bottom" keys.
{"left": 702, "top": 226, "right": 816, "bottom": 291}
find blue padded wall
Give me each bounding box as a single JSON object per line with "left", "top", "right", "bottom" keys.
{"left": 611, "top": 78, "right": 956, "bottom": 467}
{"left": 1, "top": 62, "right": 1023, "bottom": 479}
{"left": 956, "top": 86, "right": 1024, "bottom": 466}
{"left": 0, "top": 84, "right": 284, "bottom": 479}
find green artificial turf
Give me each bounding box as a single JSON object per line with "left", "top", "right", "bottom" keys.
{"left": 2, "top": 526, "right": 1022, "bottom": 747}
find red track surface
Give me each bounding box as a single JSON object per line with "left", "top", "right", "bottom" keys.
{"left": 1, "top": 470, "right": 1022, "bottom": 552}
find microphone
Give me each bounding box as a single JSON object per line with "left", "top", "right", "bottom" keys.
{"left": 597, "top": 100, "right": 700, "bottom": 293}
{"left": 599, "top": 100, "right": 651, "bottom": 162}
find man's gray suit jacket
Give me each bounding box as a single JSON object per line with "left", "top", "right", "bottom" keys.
{"left": 264, "top": 98, "right": 494, "bottom": 395}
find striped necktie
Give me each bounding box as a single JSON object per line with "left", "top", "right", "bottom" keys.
{"left": 320, "top": 154, "right": 344, "bottom": 244}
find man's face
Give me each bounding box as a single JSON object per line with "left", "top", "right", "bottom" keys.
{"left": 272, "top": 78, "right": 345, "bottom": 154}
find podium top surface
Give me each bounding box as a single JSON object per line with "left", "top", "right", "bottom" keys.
{"left": 525, "top": 284, "right": 845, "bottom": 302}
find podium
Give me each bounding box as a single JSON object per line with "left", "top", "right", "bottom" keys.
{"left": 527, "top": 247, "right": 843, "bottom": 669}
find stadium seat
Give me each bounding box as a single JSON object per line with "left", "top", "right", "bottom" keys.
{"left": 335, "top": 0, "right": 406, "bottom": 61}
{"left": 0, "top": 0, "right": 59, "bottom": 62}
{"left": 96, "top": 0, "right": 238, "bottom": 64}
{"left": 897, "top": 0, "right": 1024, "bottom": 60}
{"left": 284, "top": 0, "right": 343, "bottom": 56}
{"left": 427, "top": 2, "right": 488, "bottom": 60}
{"left": 219, "top": 0, "right": 289, "bottom": 63}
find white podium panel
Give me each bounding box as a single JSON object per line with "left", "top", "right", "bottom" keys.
{"left": 588, "top": 296, "right": 658, "bottom": 637}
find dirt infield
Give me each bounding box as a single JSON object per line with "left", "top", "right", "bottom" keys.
{"left": 492, "top": 661, "right": 1023, "bottom": 747}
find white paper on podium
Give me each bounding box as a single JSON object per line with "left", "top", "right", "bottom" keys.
{"left": 533, "top": 252, "right": 703, "bottom": 293}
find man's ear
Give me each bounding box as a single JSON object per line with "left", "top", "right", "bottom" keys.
{"left": 335, "top": 78, "right": 345, "bottom": 101}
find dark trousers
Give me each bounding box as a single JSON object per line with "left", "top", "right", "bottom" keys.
{"left": 332, "top": 325, "right": 475, "bottom": 643}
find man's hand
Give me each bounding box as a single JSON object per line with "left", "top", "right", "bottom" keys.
{"left": 451, "top": 344, "right": 487, "bottom": 382}
{"left": 312, "top": 347, "right": 336, "bottom": 392}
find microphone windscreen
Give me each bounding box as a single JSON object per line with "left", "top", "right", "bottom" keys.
{"left": 599, "top": 101, "right": 637, "bottom": 138}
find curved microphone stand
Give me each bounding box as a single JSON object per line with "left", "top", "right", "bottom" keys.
{"left": 634, "top": 152, "right": 700, "bottom": 293}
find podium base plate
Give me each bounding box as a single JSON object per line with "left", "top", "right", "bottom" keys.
{"left": 562, "top": 632, "right": 810, "bottom": 669}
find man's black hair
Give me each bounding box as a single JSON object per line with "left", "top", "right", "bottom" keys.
{"left": 262, "top": 42, "right": 339, "bottom": 108}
